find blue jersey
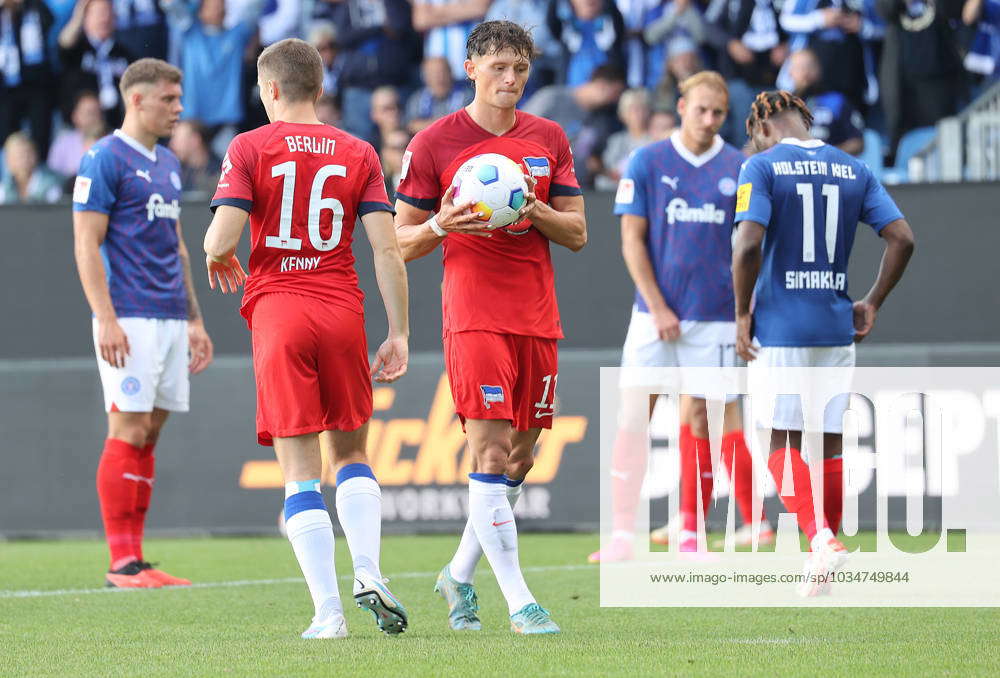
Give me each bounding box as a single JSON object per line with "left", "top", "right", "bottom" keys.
{"left": 614, "top": 133, "right": 744, "bottom": 321}
{"left": 73, "top": 130, "right": 186, "bottom": 319}
{"left": 735, "top": 138, "right": 903, "bottom": 346}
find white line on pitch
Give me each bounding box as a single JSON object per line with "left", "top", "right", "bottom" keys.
{"left": 0, "top": 564, "right": 595, "bottom": 600}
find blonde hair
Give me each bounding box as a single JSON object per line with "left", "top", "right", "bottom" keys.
{"left": 678, "top": 71, "right": 729, "bottom": 103}
{"left": 618, "top": 88, "right": 651, "bottom": 120}
{"left": 119, "top": 58, "right": 182, "bottom": 97}
{"left": 258, "top": 38, "right": 324, "bottom": 103}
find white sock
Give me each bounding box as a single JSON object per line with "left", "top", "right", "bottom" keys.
{"left": 450, "top": 476, "right": 525, "bottom": 584}
{"left": 335, "top": 467, "right": 382, "bottom": 580}
{"left": 284, "top": 481, "right": 341, "bottom": 618}
{"left": 468, "top": 475, "right": 535, "bottom": 615}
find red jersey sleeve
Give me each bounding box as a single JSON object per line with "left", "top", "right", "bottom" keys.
{"left": 394, "top": 129, "right": 441, "bottom": 211}
{"left": 358, "top": 143, "right": 394, "bottom": 216}
{"left": 211, "top": 133, "right": 257, "bottom": 213}
{"left": 549, "top": 126, "right": 582, "bottom": 198}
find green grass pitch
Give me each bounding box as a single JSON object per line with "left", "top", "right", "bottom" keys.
{"left": 1, "top": 533, "right": 997, "bottom": 677}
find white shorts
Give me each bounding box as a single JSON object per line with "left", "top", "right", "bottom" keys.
{"left": 747, "top": 343, "right": 855, "bottom": 433}
{"left": 619, "top": 306, "right": 739, "bottom": 401}
{"left": 93, "top": 317, "right": 190, "bottom": 413}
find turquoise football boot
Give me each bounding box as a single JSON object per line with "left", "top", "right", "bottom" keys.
{"left": 510, "top": 603, "right": 560, "bottom": 635}
{"left": 433, "top": 565, "right": 482, "bottom": 630}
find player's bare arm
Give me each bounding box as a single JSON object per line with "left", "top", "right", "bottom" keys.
{"left": 521, "top": 177, "right": 587, "bottom": 251}
{"left": 621, "top": 213, "right": 680, "bottom": 341}
{"left": 176, "top": 221, "right": 214, "bottom": 374}
{"left": 394, "top": 189, "right": 493, "bottom": 262}
{"left": 362, "top": 210, "right": 410, "bottom": 383}
{"left": 73, "top": 210, "right": 130, "bottom": 368}
{"left": 853, "top": 218, "right": 915, "bottom": 342}
{"left": 732, "top": 219, "right": 766, "bottom": 361}
{"left": 203, "top": 205, "right": 249, "bottom": 293}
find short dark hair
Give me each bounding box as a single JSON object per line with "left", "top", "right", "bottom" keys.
{"left": 257, "top": 38, "right": 324, "bottom": 103}
{"left": 466, "top": 20, "right": 536, "bottom": 61}
{"left": 746, "top": 90, "right": 813, "bottom": 136}
{"left": 589, "top": 63, "right": 626, "bottom": 84}
{"left": 119, "top": 58, "right": 182, "bottom": 97}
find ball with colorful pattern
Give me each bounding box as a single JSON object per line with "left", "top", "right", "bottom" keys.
{"left": 452, "top": 153, "right": 529, "bottom": 230}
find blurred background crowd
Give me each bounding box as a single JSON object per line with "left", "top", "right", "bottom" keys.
{"left": 1, "top": 0, "right": 995, "bottom": 204}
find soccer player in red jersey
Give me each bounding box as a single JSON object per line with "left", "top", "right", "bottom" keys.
{"left": 73, "top": 59, "right": 213, "bottom": 589}
{"left": 204, "top": 39, "right": 410, "bottom": 639}
{"left": 394, "top": 21, "right": 587, "bottom": 635}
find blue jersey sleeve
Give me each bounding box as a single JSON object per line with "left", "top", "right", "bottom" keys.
{"left": 860, "top": 165, "right": 904, "bottom": 232}
{"left": 734, "top": 155, "right": 772, "bottom": 227}
{"left": 72, "top": 145, "right": 118, "bottom": 214}
{"left": 984, "top": 0, "right": 1000, "bottom": 24}
{"left": 613, "top": 148, "right": 649, "bottom": 218}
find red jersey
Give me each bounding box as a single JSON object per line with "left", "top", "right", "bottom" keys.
{"left": 211, "top": 121, "right": 392, "bottom": 324}
{"left": 395, "top": 109, "right": 580, "bottom": 339}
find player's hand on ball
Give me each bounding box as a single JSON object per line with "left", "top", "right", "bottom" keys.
{"left": 517, "top": 173, "right": 540, "bottom": 222}
{"left": 371, "top": 335, "right": 408, "bottom": 383}
{"left": 206, "top": 254, "right": 247, "bottom": 293}
{"left": 651, "top": 306, "right": 681, "bottom": 342}
{"left": 97, "top": 318, "right": 131, "bottom": 368}
{"left": 437, "top": 185, "right": 494, "bottom": 237}
{"left": 736, "top": 313, "right": 758, "bottom": 361}
{"left": 852, "top": 300, "right": 876, "bottom": 342}
{"left": 187, "top": 321, "right": 214, "bottom": 374}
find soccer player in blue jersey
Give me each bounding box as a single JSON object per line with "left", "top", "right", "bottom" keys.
{"left": 72, "top": 58, "right": 214, "bottom": 588}
{"left": 732, "top": 90, "right": 914, "bottom": 595}
{"left": 593, "top": 72, "right": 772, "bottom": 564}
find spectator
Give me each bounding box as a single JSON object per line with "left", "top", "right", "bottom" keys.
{"left": 707, "top": 0, "right": 786, "bottom": 146}
{"left": 779, "top": 0, "right": 868, "bottom": 111}
{"left": 617, "top": 0, "right": 660, "bottom": 88}
{"left": 642, "top": 0, "right": 706, "bottom": 96}
{"left": 255, "top": 0, "right": 300, "bottom": 46}
{"left": 163, "top": 0, "right": 261, "bottom": 132}
{"left": 963, "top": 0, "right": 1000, "bottom": 82}
{"left": 788, "top": 47, "right": 864, "bottom": 154}
{"left": 486, "top": 0, "right": 560, "bottom": 91}
{"left": 58, "top": 0, "right": 131, "bottom": 128}
{"left": 0, "top": 0, "right": 56, "bottom": 157}
{"left": 595, "top": 87, "right": 652, "bottom": 189}
{"left": 379, "top": 127, "right": 409, "bottom": 194}
{"left": 112, "top": 0, "right": 168, "bottom": 59}
{"left": 0, "top": 131, "right": 62, "bottom": 203}
{"left": 316, "top": 94, "right": 340, "bottom": 127}
{"left": 47, "top": 89, "right": 104, "bottom": 178}
{"left": 404, "top": 56, "right": 472, "bottom": 134}
{"left": 522, "top": 63, "right": 626, "bottom": 187}
{"left": 548, "top": 0, "right": 627, "bottom": 87}
{"left": 876, "top": 0, "right": 965, "bottom": 159}
{"left": 369, "top": 85, "right": 401, "bottom": 151}
{"left": 313, "top": 0, "right": 419, "bottom": 144}
{"left": 168, "top": 118, "right": 219, "bottom": 194}
{"left": 412, "top": 0, "right": 490, "bottom": 81}
{"left": 648, "top": 108, "right": 676, "bottom": 139}
{"left": 307, "top": 21, "right": 342, "bottom": 103}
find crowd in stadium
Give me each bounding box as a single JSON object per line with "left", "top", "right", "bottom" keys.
{"left": 0, "top": 0, "right": 997, "bottom": 204}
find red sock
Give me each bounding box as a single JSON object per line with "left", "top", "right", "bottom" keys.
{"left": 611, "top": 429, "right": 647, "bottom": 535}
{"left": 694, "top": 435, "right": 714, "bottom": 524}
{"left": 132, "top": 443, "right": 156, "bottom": 561}
{"left": 767, "top": 447, "right": 826, "bottom": 541}
{"left": 96, "top": 438, "right": 142, "bottom": 569}
{"left": 824, "top": 457, "right": 844, "bottom": 536}
{"left": 722, "top": 431, "right": 757, "bottom": 526}
{"left": 679, "top": 425, "right": 697, "bottom": 531}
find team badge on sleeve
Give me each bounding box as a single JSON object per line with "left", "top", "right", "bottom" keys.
{"left": 480, "top": 385, "right": 505, "bottom": 409}
{"left": 400, "top": 150, "right": 412, "bottom": 182}
{"left": 615, "top": 178, "right": 635, "bottom": 205}
{"left": 73, "top": 176, "right": 92, "bottom": 204}
{"left": 736, "top": 183, "right": 752, "bottom": 212}
{"left": 522, "top": 157, "right": 550, "bottom": 177}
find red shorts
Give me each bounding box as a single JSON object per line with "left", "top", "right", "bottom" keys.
{"left": 251, "top": 293, "right": 372, "bottom": 445}
{"left": 443, "top": 330, "right": 558, "bottom": 431}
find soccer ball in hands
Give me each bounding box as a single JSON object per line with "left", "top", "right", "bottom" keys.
{"left": 451, "top": 153, "right": 529, "bottom": 230}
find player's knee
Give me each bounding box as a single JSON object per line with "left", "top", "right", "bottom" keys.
{"left": 475, "top": 439, "right": 511, "bottom": 475}
{"left": 688, "top": 400, "right": 709, "bottom": 438}
{"left": 506, "top": 455, "right": 534, "bottom": 481}
{"left": 112, "top": 423, "right": 151, "bottom": 448}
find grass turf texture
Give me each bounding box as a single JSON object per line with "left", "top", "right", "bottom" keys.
{"left": 1, "top": 533, "right": 997, "bottom": 677}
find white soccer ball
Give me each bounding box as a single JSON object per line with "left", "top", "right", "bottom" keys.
{"left": 451, "top": 153, "right": 529, "bottom": 230}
